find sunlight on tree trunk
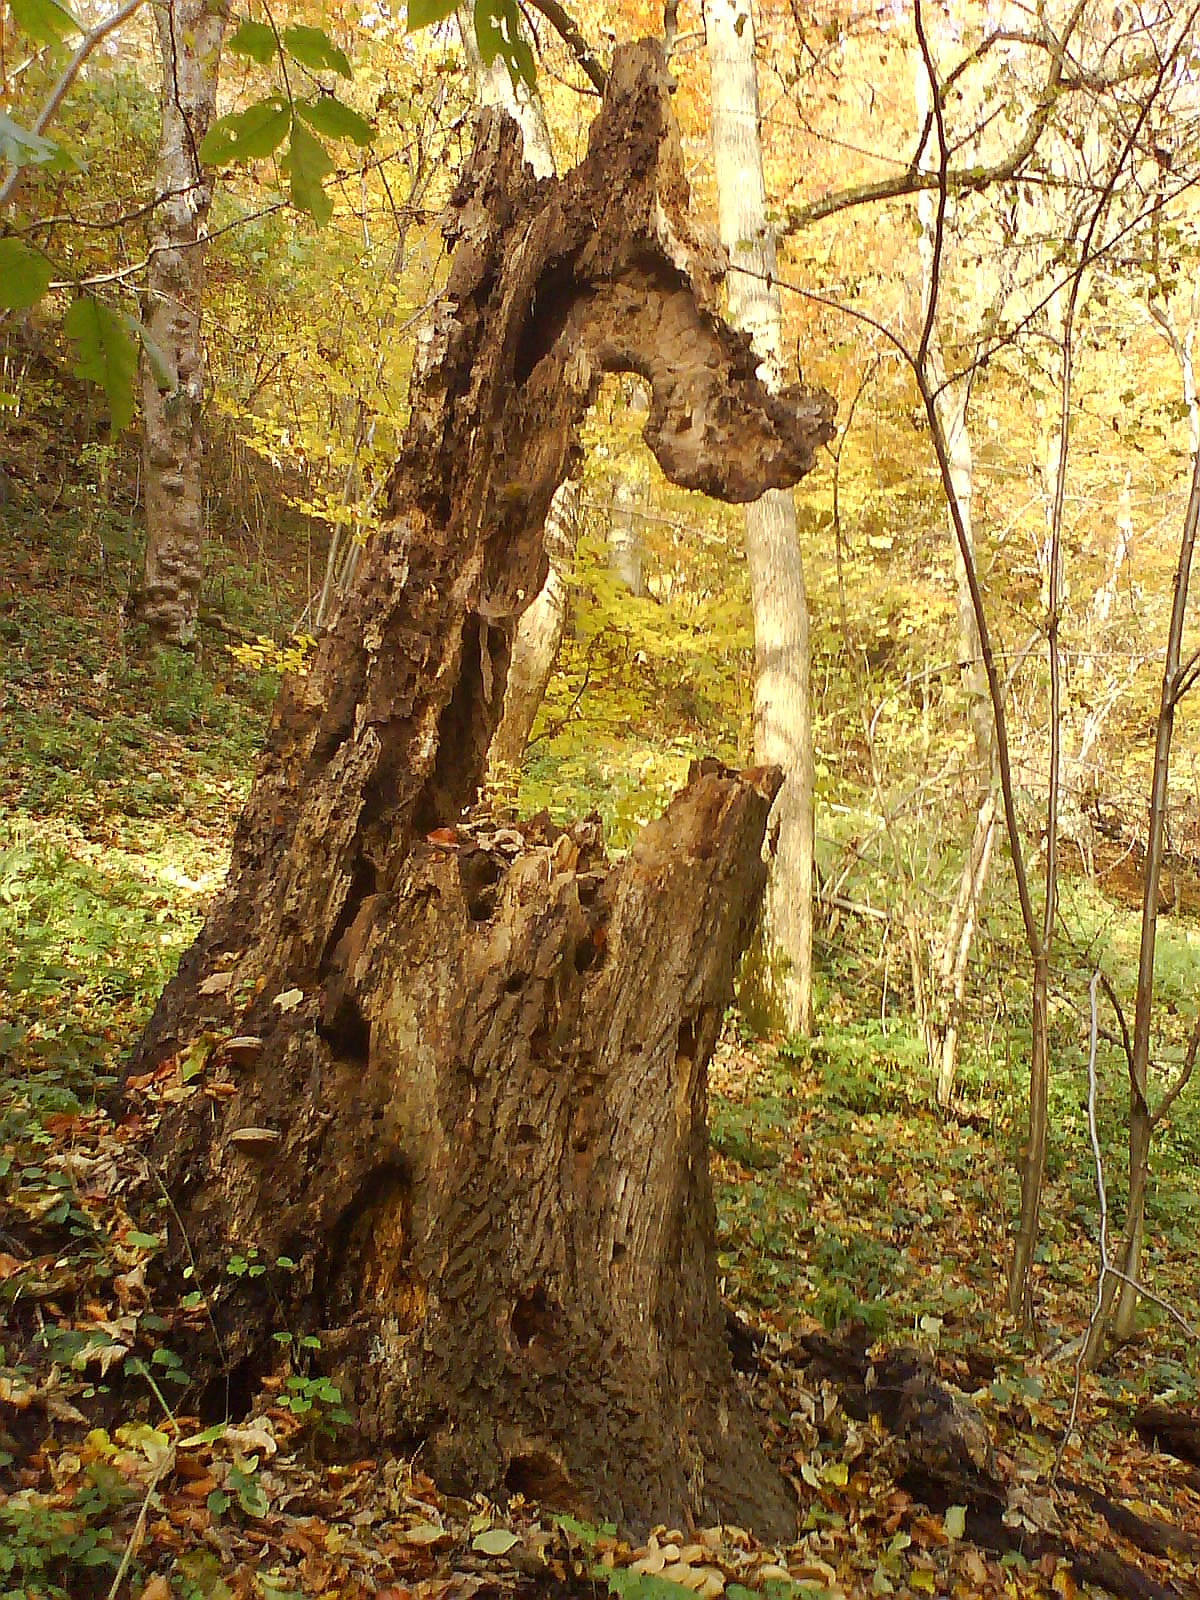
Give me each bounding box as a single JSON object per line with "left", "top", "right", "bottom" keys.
{"left": 707, "top": 0, "right": 816, "bottom": 1037}
{"left": 136, "top": 0, "right": 226, "bottom": 647}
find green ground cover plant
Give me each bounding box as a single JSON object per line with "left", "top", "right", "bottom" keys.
{"left": 1, "top": 484, "right": 1197, "bottom": 1598}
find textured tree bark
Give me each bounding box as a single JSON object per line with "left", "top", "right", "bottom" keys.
{"left": 707, "top": 0, "right": 818, "bottom": 1036}
{"left": 457, "top": 4, "right": 580, "bottom": 788}
{"left": 135, "top": 0, "right": 226, "bottom": 647}
{"left": 128, "top": 42, "right": 833, "bottom": 1538}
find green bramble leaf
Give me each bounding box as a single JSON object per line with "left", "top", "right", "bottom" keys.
{"left": 198, "top": 96, "right": 290, "bottom": 165}
{"left": 0, "top": 112, "right": 64, "bottom": 171}
{"left": 63, "top": 297, "right": 138, "bottom": 438}
{"left": 0, "top": 239, "right": 54, "bottom": 311}
{"left": 8, "top": 0, "right": 80, "bottom": 46}
{"left": 226, "top": 18, "right": 277, "bottom": 63}
{"left": 284, "top": 120, "right": 334, "bottom": 226}
{"left": 296, "top": 96, "right": 374, "bottom": 146}
{"left": 283, "top": 24, "right": 351, "bottom": 78}
{"left": 405, "top": 0, "right": 458, "bottom": 29}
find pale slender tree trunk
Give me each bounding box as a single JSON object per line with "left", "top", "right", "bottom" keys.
{"left": 707, "top": 0, "right": 816, "bottom": 1036}
{"left": 457, "top": 3, "right": 554, "bottom": 178}
{"left": 607, "top": 475, "right": 643, "bottom": 596}
{"left": 136, "top": 0, "right": 226, "bottom": 647}
{"left": 488, "top": 477, "right": 580, "bottom": 780}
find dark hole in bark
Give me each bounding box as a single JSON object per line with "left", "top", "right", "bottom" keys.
{"left": 511, "top": 1286, "right": 557, "bottom": 1350}
{"left": 576, "top": 874, "right": 602, "bottom": 906}
{"left": 321, "top": 853, "right": 378, "bottom": 967}
{"left": 503, "top": 1449, "right": 574, "bottom": 1509}
{"left": 199, "top": 1353, "right": 258, "bottom": 1425}
{"left": 460, "top": 849, "right": 504, "bottom": 922}
{"left": 678, "top": 1016, "right": 697, "bottom": 1061}
{"left": 318, "top": 989, "right": 370, "bottom": 1065}
{"left": 515, "top": 1122, "right": 537, "bottom": 1144}
{"left": 505, "top": 970, "right": 527, "bottom": 994}
{"left": 323, "top": 1162, "right": 423, "bottom": 1330}
{"left": 574, "top": 937, "right": 598, "bottom": 974}
{"left": 529, "top": 1024, "right": 550, "bottom": 1061}
{"left": 513, "top": 265, "right": 576, "bottom": 387}
{"left": 412, "top": 618, "right": 493, "bottom": 833}
{"left": 611, "top": 1241, "right": 626, "bottom": 1262}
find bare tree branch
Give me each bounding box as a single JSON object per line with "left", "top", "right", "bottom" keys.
{"left": 521, "top": 0, "right": 607, "bottom": 93}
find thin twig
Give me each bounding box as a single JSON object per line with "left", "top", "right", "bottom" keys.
{"left": 1057, "top": 971, "right": 1108, "bottom": 1481}
{"left": 105, "top": 1444, "right": 175, "bottom": 1600}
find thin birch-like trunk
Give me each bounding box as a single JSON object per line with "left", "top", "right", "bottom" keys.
{"left": 707, "top": 0, "right": 816, "bottom": 1036}
{"left": 607, "top": 476, "right": 643, "bottom": 597}
{"left": 136, "top": 0, "right": 226, "bottom": 646}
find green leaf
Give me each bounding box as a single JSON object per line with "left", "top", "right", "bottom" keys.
{"left": 473, "top": 0, "right": 535, "bottom": 90}
{"left": 406, "top": 0, "right": 458, "bottom": 29}
{"left": 8, "top": 0, "right": 80, "bottom": 45}
{"left": 944, "top": 1504, "right": 967, "bottom": 1540}
{"left": 227, "top": 18, "right": 277, "bottom": 63}
{"left": 0, "top": 239, "right": 54, "bottom": 311}
{"left": 284, "top": 121, "right": 333, "bottom": 226}
{"left": 296, "top": 96, "right": 374, "bottom": 146}
{"left": 198, "top": 96, "right": 290, "bottom": 165}
{"left": 472, "top": 1528, "right": 520, "bottom": 1556}
{"left": 0, "top": 112, "right": 63, "bottom": 170}
{"left": 63, "top": 297, "right": 137, "bottom": 437}
{"left": 125, "top": 1230, "right": 162, "bottom": 1250}
{"left": 283, "top": 24, "right": 351, "bottom": 78}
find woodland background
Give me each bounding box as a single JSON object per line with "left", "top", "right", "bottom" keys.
{"left": 2, "top": 0, "right": 1200, "bottom": 1596}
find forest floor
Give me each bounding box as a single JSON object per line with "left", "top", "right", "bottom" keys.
{"left": 2, "top": 496, "right": 1199, "bottom": 1599}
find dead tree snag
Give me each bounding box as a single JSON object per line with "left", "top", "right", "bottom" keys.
{"left": 128, "top": 39, "right": 834, "bottom": 1539}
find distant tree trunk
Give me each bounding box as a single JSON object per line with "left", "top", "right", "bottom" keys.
{"left": 487, "top": 476, "right": 580, "bottom": 782}
{"left": 135, "top": 0, "right": 226, "bottom": 647}
{"left": 707, "top": 0, "right": 818, "bottom": 1037}
{"left": 126, "top": 43, "right": 833, "bottom": 1537}
{"left": 607, "top": 474, "right": 644, "bottom": 596}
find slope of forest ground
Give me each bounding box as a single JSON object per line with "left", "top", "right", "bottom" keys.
{"left": 2, "top": 489, "right": 1199, "bottom": 1599}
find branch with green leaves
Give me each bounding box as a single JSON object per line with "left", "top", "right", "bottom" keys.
{"left": 200, "top": 12, "right": 375, "bottom": 228}
{"left": 1, "top": 2, "right": 375, "bottom": 436}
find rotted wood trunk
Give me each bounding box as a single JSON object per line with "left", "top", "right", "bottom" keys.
{"left": 127, "top": 40, "right": 833, "bottom": 1539}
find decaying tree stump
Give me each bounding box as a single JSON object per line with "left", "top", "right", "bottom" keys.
{"left": 127, "top": 38, "right": 834, "bottom": 1538}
